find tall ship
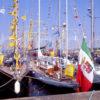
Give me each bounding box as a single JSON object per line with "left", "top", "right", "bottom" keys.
{"left": 28, "top": 0, "right": 79, "bottom": 89}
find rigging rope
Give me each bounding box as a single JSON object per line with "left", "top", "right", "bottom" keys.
{"left": 72, "top": 0, "right": 81, "bottom": 49}
{"left": 73, "top": 0, "right": 86, "bottom": 37}
{"left": 88, "top": 90, "right": 95, "bottom": 100}
{"left": 0, "top": 75, "right": 45, "bottom": 89}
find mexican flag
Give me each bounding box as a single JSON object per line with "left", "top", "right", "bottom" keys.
{"left": 76, "top": 38, "right": 94, "bottom": 92}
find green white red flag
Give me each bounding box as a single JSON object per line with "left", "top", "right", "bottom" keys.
{"left": 76, "top": 38, "right": 94, "bottom": 92}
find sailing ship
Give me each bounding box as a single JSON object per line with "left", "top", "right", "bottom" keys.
{"left": 29, "top": 0, "right": 100, "bottom": 89}
{"left": 28, "top": 0, "right": 79, "bottom": 89}
{"left": 0, "top": 0, "right": 28, "bottom": 82}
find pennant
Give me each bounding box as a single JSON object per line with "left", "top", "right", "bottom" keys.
{"left": 9, "top": 35, "right": 16, "bottom": 40}
{"left": 9, "top": 42, "right": 16, "bottom": 47}
{"left": 64, "top": 64, "right": 75, "bottom": 78}
{"left": 21, "top": 16, "right": 26, "bottom": 21}
{"left": 0, "top": 54, "right": 4, "bottom": 65}
{"left": 14, "top": 52, "right": 20, "bottom": 60}
{"left": 50, "top": 50, "right": 55, "bottom": 57}
{"left": 8, "top": 11, "right": 16, "bottom": 16}
{"left": 13, "top": 0, "right": 17, "bottom": 2}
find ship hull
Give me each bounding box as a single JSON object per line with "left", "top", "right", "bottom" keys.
{"left": 32, "top": 71, "right": 79, "bottom": 89}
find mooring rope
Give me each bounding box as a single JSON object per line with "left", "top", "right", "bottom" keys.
{"left": 88, "top": 90, "right": 95, "bottom": 100}
{"left": 0, "top": 78, "right": 14, "bottom": 89}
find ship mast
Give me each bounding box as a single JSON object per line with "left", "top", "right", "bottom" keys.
{"left": 65, "top": 0, "right": 68, "bottom": 62}
{"left": 88, "top": 0, "right": 94, "bottom": 52}
{"left": 28, "top": 19, "right": 33, "bottom": 51}
{"left": 9, "top": 0, "right": 20, "bottom": 70}
{"left": 37, "top": 0, "right": 43, "bottom": 57}
{"left": 58, "top": 0, "right": 61, "bottom": 57}
{"left": 55, "top": 0, "right": 60, "bottom": 57}
{"left": 22, "top": 20, "right": 25, "bottom": 57}
{"left": 38, "top": 0, "right": 41, "bottom": 57}
{"left": 21, "top": 0, "right": 27, "bottom": 58}
{"left": 91, "top": 0, "right": 94, "bottom": 52}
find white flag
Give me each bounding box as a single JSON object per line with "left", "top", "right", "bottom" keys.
{"left": 0, "top": 8, "right": 5, "bottom": 14}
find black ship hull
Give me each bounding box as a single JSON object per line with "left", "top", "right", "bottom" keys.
{"left": 32, "top": 71, "right": 79, "bottom": 89}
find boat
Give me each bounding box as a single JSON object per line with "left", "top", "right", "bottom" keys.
{"left": 29, "top": 52, "right": 79, "bottom": 89}
{"left": 29, "top": 0, "right": 100, "bottom": 89}
{"left": 27, "top": 0, "right": 79, "bottom": 89}
{"left": 0, "top": 0, "right": 28, "bottom": 80}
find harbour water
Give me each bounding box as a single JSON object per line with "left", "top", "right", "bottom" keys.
{"left": 0, "top": 72, "right": 75, "bottom": 99}
{"left": 0, "top": 73, "right": 28, "bottom": 99}
{"left": 0, "top": 64, "right": 100, "bottom": 99}
{"left": 0, "top": 72, "right": 100, "bottom": 99}
{"left": 30, "top": 79, "right": 75, "bottom": 96}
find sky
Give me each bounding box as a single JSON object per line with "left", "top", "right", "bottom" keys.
{"left": 0, "top": 0, "right": 100, "bottom": 50}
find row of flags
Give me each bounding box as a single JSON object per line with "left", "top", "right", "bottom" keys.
{"left": 0, "top": 8, "right": 26, "bottom": 21}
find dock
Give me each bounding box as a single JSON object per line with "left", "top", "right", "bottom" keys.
{"left": 6, "top": 91, "right": 100, "bottom": 100}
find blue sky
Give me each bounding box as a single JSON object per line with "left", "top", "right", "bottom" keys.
{"left": 0, "top": 0, "right": 100, "bottom": 50}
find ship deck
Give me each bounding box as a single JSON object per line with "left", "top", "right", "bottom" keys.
{"left": 0, "top": 64, "right": 29, "bottom": 80}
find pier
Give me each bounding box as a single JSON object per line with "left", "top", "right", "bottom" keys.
{"left": 6, "top": 91, "right": 100, "bottom": 100}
